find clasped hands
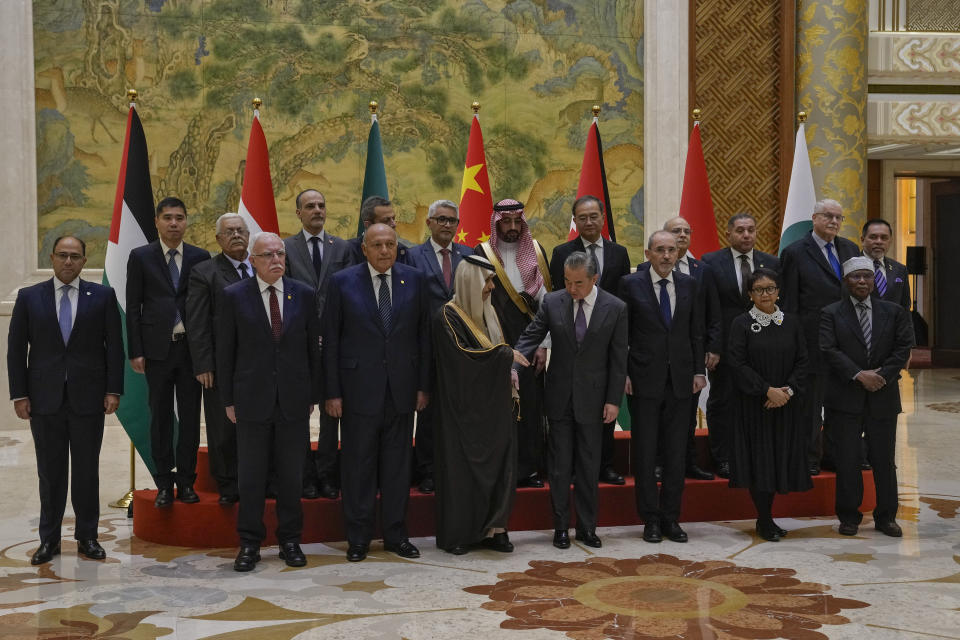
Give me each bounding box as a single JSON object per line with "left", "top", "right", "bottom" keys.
{"left": 856, "top": 369, "right": 886, "bottom": 392}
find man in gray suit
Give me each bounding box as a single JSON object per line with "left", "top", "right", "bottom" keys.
{"left": 283, "top": 189, "right": 354, "bottom": 500}
{"left": 514, "top": 251, "right": 628, "bottom": 550}
{"left": 186, "top": 213, "right": 253, "bottom": 504}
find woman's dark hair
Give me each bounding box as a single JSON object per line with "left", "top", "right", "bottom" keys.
{"left": 746, "top": 267, "right": 780, "bottom": 292}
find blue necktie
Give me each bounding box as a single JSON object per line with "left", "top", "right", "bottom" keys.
{"left": 874, "top": 260, "right": 887, "bottom": 297}
{"left": 378, "top": 273, "right": 392, "bottom": 332}
{"left": 310, "top": 236, "right": 323, "bottom": 280}
{"left": 825, "top": 242, "right": 842, "bottom": 279}
{"left": 658, "top": 278, "right": 672, "bottom": 329}
{"left": 168, "top": 249, "right": 182, "bottom": 325}
{"left": 238, "top": 262, "right": 249, "bottom": 279}
{"left": 58, "top": 284, "right": 72, "bottom": 344}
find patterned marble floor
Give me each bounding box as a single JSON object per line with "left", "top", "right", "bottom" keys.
{"left": 0, "top": 369, "right": 958, "bottom": 639}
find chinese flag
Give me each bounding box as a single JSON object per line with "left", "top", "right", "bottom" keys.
{"left": 456, "top": 114, "right": 494, "bottom": 245}
{"left": 569, "top": 119, "right": 615, "bottom": 242}
{"left": 678, "top": 121, "right": 720, "bottom": 257}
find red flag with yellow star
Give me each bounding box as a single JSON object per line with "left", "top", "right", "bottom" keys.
{"left": 455, "top": 114, "right": 494, "bottom": 245}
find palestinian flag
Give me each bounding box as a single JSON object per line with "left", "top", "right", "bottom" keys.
{"left": 779, "top": 120, "right": 816, "bottom": 254}
{"left": 568, "top": 117, "right": 616, "bottom": 242}
{"left": 455, "top": 113, "right": 494, "bottom": 245}
{"left": 359, "top": 110, "right": 389, "bottom": 237}
{"left": 238, "top": 109, "right": 279, "bottom": 236}
{"left": 102, "top": 103, "right": 157, "bottom": 473}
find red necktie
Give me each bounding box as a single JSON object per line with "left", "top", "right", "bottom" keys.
{"left": 268, "top": 285, "right": 282, "bottom": 341}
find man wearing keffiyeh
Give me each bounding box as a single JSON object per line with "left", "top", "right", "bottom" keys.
{"left": 474, "top": 199, "right": 553, "bottom": 488}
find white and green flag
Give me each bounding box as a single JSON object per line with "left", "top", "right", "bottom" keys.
{"left": 779, "top": 122, "right": 816, "bottom": 255}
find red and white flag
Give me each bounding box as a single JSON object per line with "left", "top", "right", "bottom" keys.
{"left": 238, "top": 109, "right": 279, "bottom": 235}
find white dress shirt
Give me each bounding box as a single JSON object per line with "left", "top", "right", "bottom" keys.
{"left": 257, "top": 275, "right": 284, "bottom": 322}
{"left": 368, "top": 263, "right": 392, "bottom": 303}
{"left": 675, "top": 253, "right": 691, "bottom": 275}
{"left": 731, "top": 248, "right": 755, "bottom": 292}
{"left": 302, "top": 229, "right": 325, "bottom": 260}
{"left": 582, "top": 237, "right": 604, "bottom": 275}
{"left": 429, "top": 237, "right": 453, "bottom": 271}
{"left": 54, "top": 275, "right": 79, "bottom": 333}
{"left": 650, "top": 270, "right": 676, "bottom": 315}
{"left": 573, "top": 285, "right": 599, "bottom": 326}
{"left": 811, "top": 230, "right": 836, "bottom": 263}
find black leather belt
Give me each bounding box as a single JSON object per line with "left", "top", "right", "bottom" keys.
{"left": 171, "top": 332, "right": 187, "bottom": 342}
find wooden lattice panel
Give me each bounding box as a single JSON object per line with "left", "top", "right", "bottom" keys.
{"left": 907, "top": 0, "right": 960, "bottom": 32}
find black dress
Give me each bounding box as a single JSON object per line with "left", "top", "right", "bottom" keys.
{"left": 727, "top": 310, "right": 812, "bottom": 494}
{"left": 432, "top": 306, "right": 517, "bottom": 550}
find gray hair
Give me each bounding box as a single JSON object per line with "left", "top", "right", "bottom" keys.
{"left": 215, "top": 212, "right": 246, "bottom": 235}
{"left": 362, "top": 224, "right": 398, "bottom": 247}
{"left": 647, "top": 229, "right": 676, "bottom": 249}
{"left": 564, "top": 251, "right": 597, "bottom": 277}
{"left": 814, "top": 198, "right": 842, "bottom": 214}
{"left": 251, "top": 231, "right": 281, "bottom": 253}
{"left": 360, "top": 196, "right": 392, "bottom": 224}
{"left": 428, "top": 199, "right": 458, "bottom": 218}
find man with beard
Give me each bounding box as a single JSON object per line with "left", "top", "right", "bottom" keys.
{"left": 474, "top": 199, "right": 552, "bottom": 488}
{"left": 861, "top": 219, "right": 910, "bottom": 311}
{"left": 347, "top": 196, "right": 411, "bottom": 265}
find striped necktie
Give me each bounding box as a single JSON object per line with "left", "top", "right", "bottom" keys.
{"left": 874, "top": 260, "right": 887, "bottom": 297}
{"left": 856, "top": 302, "right": 871, "bottom": 357}
{"left": 378, "top": 273, "right": 392, "bottom": 332}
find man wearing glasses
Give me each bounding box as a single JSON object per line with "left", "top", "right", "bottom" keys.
{"left": 780, "top": 199, "right": 860, "bottom": 476}
{"left": 8, "top": 236, "right": 124, "bottom": 564}
{"left": 218, "top": 233, "right": 321, "bottom": 571}
{"left": 406, "top": 199, "right": 473, "bottom": 493}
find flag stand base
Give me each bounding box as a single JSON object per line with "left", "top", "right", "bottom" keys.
{"left": 109, "top": 490, "right": 134, "bottom": 510}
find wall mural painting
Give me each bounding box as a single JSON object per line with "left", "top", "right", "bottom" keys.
{"left": 33, "top": 0, "right": 644, "bottom": 267}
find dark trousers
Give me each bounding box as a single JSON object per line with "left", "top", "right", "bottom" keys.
{"left": 599, "top": 420, "right": 616, "bottom": 472}
{"left": 202, "top": 384, "right": 237, "bottom": 497}
{"left": 145, "top": 339, "right": 202, "bottom": 490}
{"left": 804, "top": 367, "right": 829, "bottom": 467}
{"left": 414, "top": 401, "right": 435, "bottom": 479}
{"left": 340, "top": 395, "right": 414, "bottom": 546}
{"left": 516, "top": 366, "right": 545, "bottom": 479}
{"left": 632, "top": 384, "right": 690, "bottom": 523}
{"left": 828, "top": 406, "right": 899, "bottom": 526}
{"left": 30, "top": 400, "right": 104, "bottom": 544}
{"left": 705, "top": 362, "right": 732, "bottom": 464}
{"left": 549, "top": 409, "right": 602, "bottom": 532}
{"left": 236, "top": 404, "right": 308, "bottom": 545}
{"left": 303, "top": 412, "right": 340, "bottom": 489}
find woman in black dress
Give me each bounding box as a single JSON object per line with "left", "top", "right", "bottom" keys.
{"left": 728, "top": 267, "right": 812, "bottom": 541}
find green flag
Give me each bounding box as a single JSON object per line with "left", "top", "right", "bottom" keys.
{"left": 359, "top": 114, "right": 389, "bottom": 237}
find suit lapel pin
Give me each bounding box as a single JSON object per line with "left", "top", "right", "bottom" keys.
{"left": 400, "top": 280, "right": 405, "bottom": 285}
{"left": 85, "top": 291, "right": 92, "bottom": 295}
{"left": 287, "top": 294, "right": 292, "bottom": 300}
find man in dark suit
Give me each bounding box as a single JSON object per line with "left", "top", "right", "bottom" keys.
{"left": 701, "top": 213, "right": 780, "bottom": 478}
{"left": 218, "top": 232, "right": 321, "bottom": 571}
{"left": 346, "top": 196, "right": 411, "bottom": 265}
{"left": 781, "top": 199, "right": 860, "bottom": 475}
{"left": 324, "top": 223, "right": 431, "bottom": 562}
{"left": 516, "top": 251, "right": 627, "bottom": 549}
{"left": 820, "top": 257, "right": 914, "bottom": 537}
{"left": 664, "top": 215, "right": 720, "bottom": 481}
{"left": 126, "top": 196, "right": 210, "bottom": 507}
{"left": 406, "top": 199, "right": 473, "bottom": 493}
{"left": 8, "top": 236, "right": 124, "bottom": 564}
{"left": 550, "top": 195, "right": 631, "bottom": 485}
{"left": 619, "top": 231, "right": 705, "bottom": 544}
{"left": 185, "top": 213, "right": 252, "bottom": 505}
{"left": 283, "top": 189, "right": 354, "bottom": 500}
{"left": 861, "top": 219, "right": 910, "bottom": 311}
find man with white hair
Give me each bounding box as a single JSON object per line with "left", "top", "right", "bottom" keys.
{"left": 186, "top": 213, "right": 253, "bottom": 504}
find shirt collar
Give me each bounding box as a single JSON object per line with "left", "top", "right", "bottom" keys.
{"left": 580, "top": 285, "right": 599, "bottom": 307}
{"left": 863, "top": 250, "right": 883, "bottom": 265}
{"left": 811, "top": 231, "right": 833, "bottom": 249}
{"left": 161, "top": 240, "right": 185, "bottom": 255}
{"left": 851, "top": 295, "right": 871, "bottom": 310}
{"left": 223, "top": 252, "right": 249, "bottom": 269}
{"left": 367, "top": 263, "right": 392, "bottom": 279}
{"left": 581, "top": 236, "right": 603, "bottom": 250}
{"left": 429, "top": 237, "right": 451, "bottom": 254}
{"left": 302, "top": 229, "right": 325, "bottom": 243}
{"left": 257, "top": 275, "right": 283, "bottom": 294}
{"left": 652, "top": 269, "right": 674, "bottom": 285}
{"left": 53, "top": 275, "right": 80, "bottom": 289}
{"left": 731, "top": 247, "right": 754, "bottom": 260}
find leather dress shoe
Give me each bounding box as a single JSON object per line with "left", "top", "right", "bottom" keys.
{"left": 808, "top": 463, "right": 820, "bottom": 476}
{"left": 77, "top": 539, "right": 106, "bottom": 559}
{"left": 755, "top": 520, "right": 780, "bottom": 542}
{"left": 642, "top": 522, "right": 663, "bottom": 543}
{"left": 517, "top": 473, "right": 544, "bottom": 488}
{"left": 686, "top": 465, "right": 715, "bottom": 480}
{"left": 418, "top": 476, "right": 435, "bottom": 493}
{"left": 346, "top": 543, "right": 368, "bottom": 562}
{"left": 481, "top": 532, "right": 514, "bottom": 552}
{"left": 234, "top": 544, "right": 260, "bottom": 572}
{"left": 715, "top": 461, "right": 731, "bottom": 479}
{"left": 599, "top": 467, "right": 625, "bottom": 485}
{"left": 838, "top": 522, "right": 859, "bottom": 536}
{"left": 553, "top": 529, "right": 570, "bottom": 549}
{"left": 773, "top": 522, "right": 788, "bottom": 537}
{"left": 653, "top": 466, "right": 663, "bottom": 481}
{"left": 663, "top": 521, "right": 688, "bottom": 543}
{"left": 301, "top": 484, "right": 320, "bottom": 499}
{"left": 218, "top": 493, "right": 239, "bottom": 505}
{"left": 875, "top": 520, "right": 902, "bottom": 537}
{"left": 575, "top": 530, "right": 602, "bottom": 548}
{"left": 177, "top": 486, "right": 200, "bottom": 503}
{"left": 447, "top": 544, "right": 469, "bottom": 555}
{"left": 384, "top": 539, "right": 420, "bottom": 559}
{"left": 31, "top": 541, "right": 61, "bottom": 565}
{"left": 154, "top": 488, "right": 174, "bottom": 508}
{"left": 279, "top": 542, "right": 307, "bottom": 567}
{"left": 318, "top": 480, "right": 339, "bottom": 500}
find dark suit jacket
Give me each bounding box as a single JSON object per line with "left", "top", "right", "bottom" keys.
{"left": 185, "top": 253, "right": 244, "bottom": 375}
{"left": 406, "top": 240, "right": 473, "bottom": 312}
{"left": 284, "top": 231, "right": 354, "bottom": 319}
{"left": 322, "top": 262, "right": 431, "bottom": 417}
{"left": 820, "top": 297, "right": 914, "bottom": 415}
{"left": 126, "top": 240, "right": 210, "bottom": 360}
{"left": 780, "top": 233, "right": 859, "bottom": 367}
{"left": 550, "top": 237, "right": 631, "bottom": 297}
{"left": 7, "top": 279, "right": 124, "bottom": 415}
{"left": 870, "top": 255, "right": 910, "bottom": 310}
{"left": 701, "top": 248, "right": 780, "bottom": 352}
{"left": 618, "top": 264, "right": 704, "bottom": 399}
{"left": 514, "top": 288, "right": 627, "bottom": 425}
{"left": 670, "top": 256, "right": 722, "bottom": 354}
{"left": 217, "top": 276, "right": 321, "bottom": 422}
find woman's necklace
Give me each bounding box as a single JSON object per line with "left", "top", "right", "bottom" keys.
{"left": 749, "top": 305, "right": 784, "bottom": 333}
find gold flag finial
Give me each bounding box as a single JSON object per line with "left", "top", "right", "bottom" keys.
{"left": 798, "top": 111, "right": 807, "bottom": 123}
{"left": 592, "top": 104, "right": 601, "bottom": 117}
{"left": 692, "top": 107, "right": 702, "bottom": 121}
{"left": 471, "top": 101, "right": 481, "bottom": 114}
{"left": 369, "top": 101, "right": 379, "bottom": 114}
{"left": 252, "top": 97, "right": 262, "bottom": 110}
{"left": 127, "top": 89, "right": 138, "bottom": 103}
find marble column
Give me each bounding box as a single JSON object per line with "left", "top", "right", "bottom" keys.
{"left": 796, "top": 0, "right": 868, "bottom": 239}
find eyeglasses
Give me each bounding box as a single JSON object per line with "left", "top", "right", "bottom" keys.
{"left": 750, "top": 285, "right": 779, "bottom": 295}
{"left": 218, "top": 228, "right": 249, "bottom": 237}
{"left": 817, "top": 212, "right": 844, "bottom": 222}
{"left": 431, "top": 216, "right": 459, "bottom": 226}
{"left": 575, "top": 214, "right": 602, "bottom": 224}
{"left": 252, "top": 250, "right": 286, "bottom": 260}
{"left": 53, "top": 252, "right": 84, "bottom": 262}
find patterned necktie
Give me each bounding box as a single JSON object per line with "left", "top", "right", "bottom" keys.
{"left": 658, "top": 278, "right": 672, "bottom": 329}
{"left": 58, "top": 284, "right": 72, "bottom": 344}
{"left": 439, "top": 247, "right": 452, "bottom": 289}
{"left": 856, "top": 301, "right": 871, "bottom": 357}
{"left": 739, "top": 254, "right": 752, "bottom": 304}
{"left": 168, "top": 249, "right": 181, "bottom": 325}
{"left": 377, "top": 273, "right": 392, "bottom": 332}
{"left": 268, "top": 285, "right": 282, "bottom": 341}
{"left": 574, "top": 299, "right": 587, "bottom": 344}
{"left": 588, "top": 244, "right": 600, "bottom": 275}
{"left": 825, "top": 242, "right": 842, "bottom": 279}
{"left": 874, "top": 260, "right": 887, "bottom": 297}
{"left": 238, "top": 262, "right": 249, "bottom": 279}
{"left": 310, "top": 236, "right": 323, "bottom": 280}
